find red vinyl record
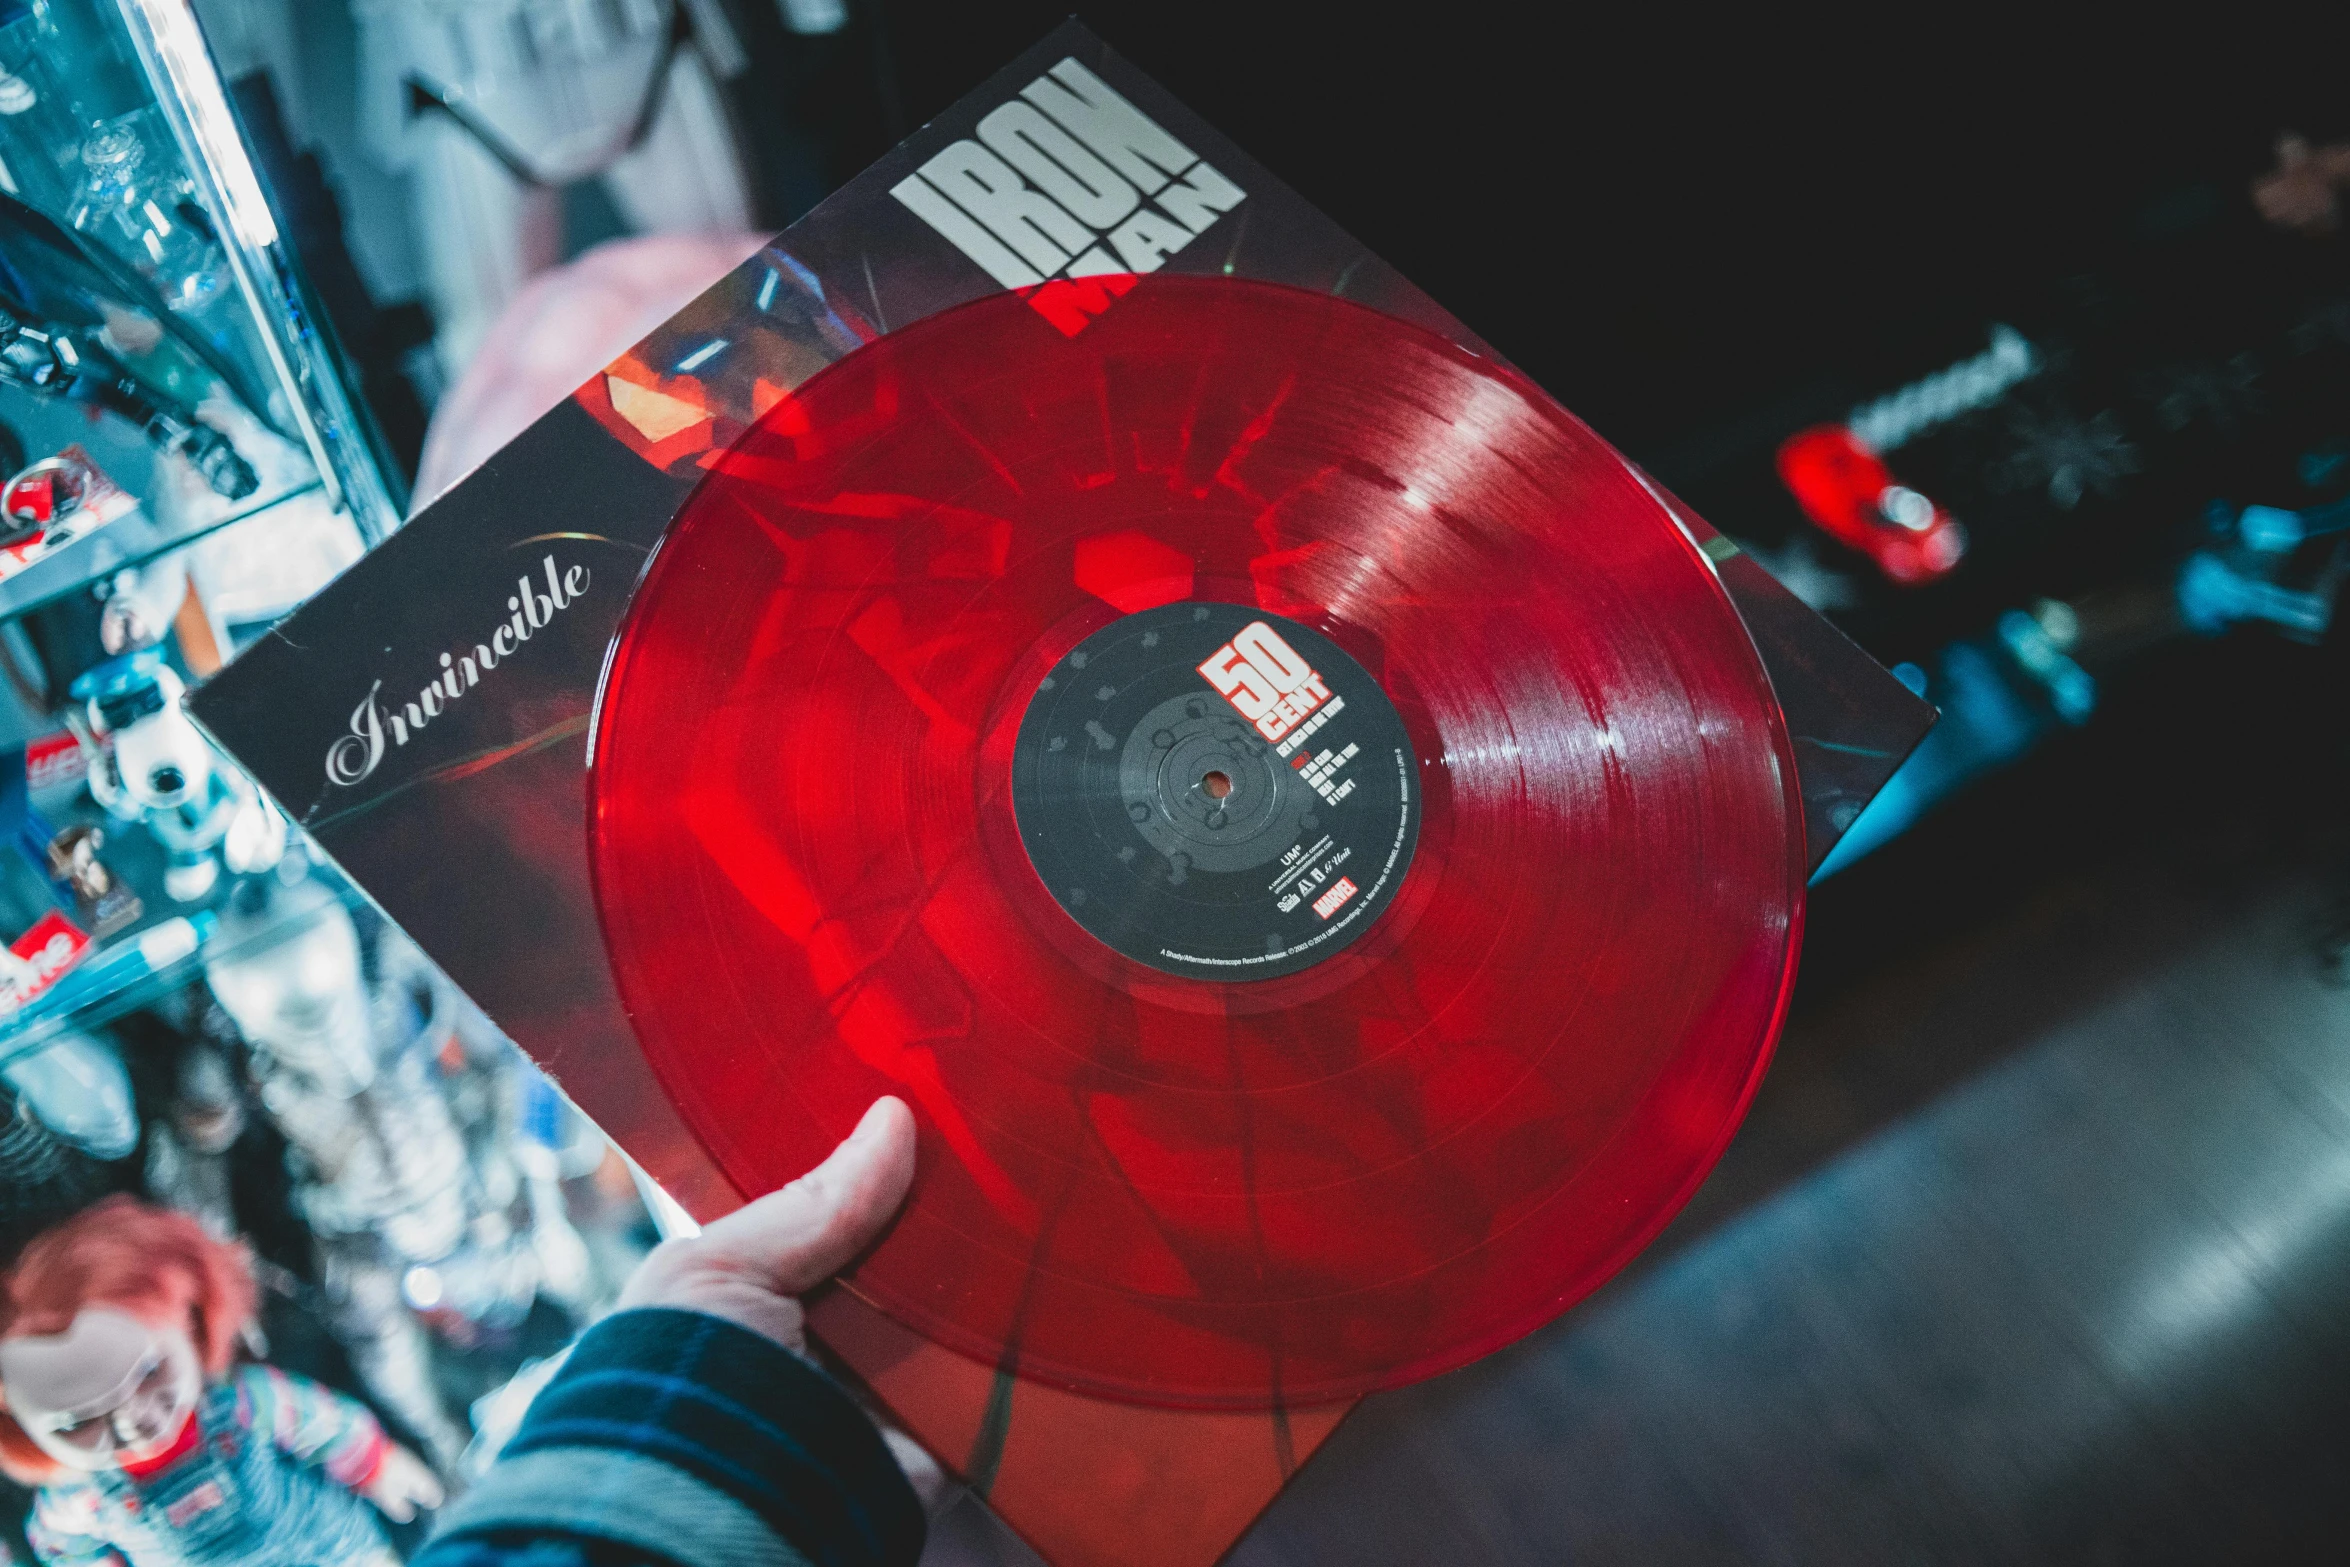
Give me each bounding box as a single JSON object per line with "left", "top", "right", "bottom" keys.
{"left": 587, "top": 276, "right": 1806, "bottom": 1410}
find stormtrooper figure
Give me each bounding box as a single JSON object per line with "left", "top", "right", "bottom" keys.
{"left": 371, "top": 930, "right": 596, "bottom": 1325}
{"left": 201, "top": 872, "right": 484, "bottom": 1467}
{"left": 508, "top": 1065, "right": 601, "bottom": 1315}
{"left": 71, "top": 652, "right": 284, "bottom": 903}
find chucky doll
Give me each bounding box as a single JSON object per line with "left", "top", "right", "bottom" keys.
{"left": 0, "top": 1197, "right": 441, "bottom": 1567}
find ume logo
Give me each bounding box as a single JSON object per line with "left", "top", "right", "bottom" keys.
{"left": 1199, "top": 621, "right": 1330, "bottom": 743}
{"left": 890, "top": 58, "right": 1247, "bottom": 336}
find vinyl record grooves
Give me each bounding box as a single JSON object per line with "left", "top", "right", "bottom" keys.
{"left": 586, "top": 276, "right": 1806, "bottom": 1410}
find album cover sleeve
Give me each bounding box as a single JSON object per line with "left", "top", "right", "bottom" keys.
{"left": 189, "top": 21, "right": 1930, "bottom": 1564}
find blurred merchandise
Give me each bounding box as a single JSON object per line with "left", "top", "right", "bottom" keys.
{"left": 1776, "top": 424, "right": 1968, "bottom": 585}
{"left": 0, "top": 7, "right": 658, "bottom": 1521}
{"left": 0, "top": 1073, "right": 122, "bottom": 1263}
{"left": 44, "top": 826, "right": 140, "bottom": 937}
{"left": 63, "top": 107, "right": 223, "bottom": 315}
{"left": 1686, "top": 137, "right": 2350, "bottom": 877}
{"left": 94, "top": 555, "right": 186, "bottom": 655}
{"left": 72, "top": 651, "right": 278, "bottom": 902}
{"left": 0, "top": 198, "right": 263, "bottom": 502}
{"left": 0, "top": 913, "right": 87, "bottom": 1018}
{"left": 0, "top": 1, "right": 147, "bottom": 216}
{"left": 352, "top": 0, "right": 752, "bottom": 376}
{"left": 0, "top": 17, "right": 84, "bottom": 216}
{"left": 195, "top": 873, "right": 621, "bottom": 1468}
{"left": 137, "top": 1026, "right": 250, "bottom": 1242}
{"left": 9, "top": 917, "right": 202, "bottom": 1031}
{"left": 0, "top": 1028, "right": 134, "bottom": 1158}
{"left": 0, "top": 451, "right": 139, "bottom": 584}
{"left": 509, "top": 1069, "right": 599, "bottom": 1315}
{"left": 0, "top": 457, "right": 91, "bottom": 547}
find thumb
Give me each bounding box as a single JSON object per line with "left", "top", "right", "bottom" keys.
{"left": 697, "top": 1097, "right": 918, "bottom": 1296}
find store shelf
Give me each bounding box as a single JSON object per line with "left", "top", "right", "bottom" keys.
{"left": 0, "top": 476, "right": 323, "bottom": 622}
{"left": 0, "top": 860, "right": 358, "bottom": 1064}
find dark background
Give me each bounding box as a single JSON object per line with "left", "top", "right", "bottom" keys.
{"left": 834, "top": 14, "right": 2350, "bottom": 1564}
{"left": 814, "top": 11, "right": 2338, "bottom": 466}
{"left": 800, "top": 8, "right": 2350, "bottom": 974}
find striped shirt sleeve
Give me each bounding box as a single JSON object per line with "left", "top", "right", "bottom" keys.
{"left": 229, "top": 1363, "right": 389, "bottom": 1487}
{"left": 418, "top": 1309, "right": 923, "bottom": 1567}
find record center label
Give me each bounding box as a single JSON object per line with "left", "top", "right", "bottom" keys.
{"left": 1011, "top": 602, "right": 1417, "bottom": 979}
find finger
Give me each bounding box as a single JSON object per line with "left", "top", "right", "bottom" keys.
{"left": 698, "top": 1097, "right": 917, "bottom": 1295}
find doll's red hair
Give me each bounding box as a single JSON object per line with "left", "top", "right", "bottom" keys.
{"left": 0, "top": 1197, "right": 257, "bottom": 1484}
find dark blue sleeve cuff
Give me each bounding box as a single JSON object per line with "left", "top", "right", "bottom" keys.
{"left": 506, "top": 1308, "right": 924, "bottom": 1567}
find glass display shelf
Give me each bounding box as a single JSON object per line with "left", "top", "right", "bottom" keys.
{"left": 0, "top": 847, "right": 361, "bottom": 1064}
{"left": 0, "top": 0, "right": 397, "bottom": 546}
{"left": 0, "top": 11, "right": 653, "bottom": 1518}
{"left": 0, "top": 474, "right": 321, "bottom": 622}
{"left": 0, "top": 2, "right": 400, "bottom": 1057}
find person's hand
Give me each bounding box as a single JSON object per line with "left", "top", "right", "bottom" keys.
{"left": 620, "top": 1095, "right": 947, "bottom": 1509}
{"left": 618, "top": 1097, "right": 918, "bottom": 1355}
{"left": 359, "top": 1443, "right": 445, "bottom": 1521}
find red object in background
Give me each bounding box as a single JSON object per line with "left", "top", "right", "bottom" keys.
{"left": 1, "top": 909, "right": 92, "bottom": 1013}
{"left": 25, "top": 731, "right": 89, "bottom": 793}
{"left": 0, "top": 448, "right": 135, "bottom": 578}
{"left": 8, "top": 472, "right": 56, "bottom": 525}
{"left": 590, "top": 277, "right": 1807, "bottom": 1412}
{"left": 1776, "top": 424, "right": 1967, "bottom": 584}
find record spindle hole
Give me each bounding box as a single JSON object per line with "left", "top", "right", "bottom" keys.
{"left": 1201, "top": 770, "right": 1233, "bottom": 800}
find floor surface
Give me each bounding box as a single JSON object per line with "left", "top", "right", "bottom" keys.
{"left": 922, "top": 834, "right": 2350, "bottom": 1564}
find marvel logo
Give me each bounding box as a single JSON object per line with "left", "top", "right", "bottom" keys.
{"left": 891, "top": 58, "right": 1247, "bottom": 336}
{"left": 1312, "top": 877, "right": 1359, "bottom": 920}
{"left": 1198, "top": 621, "right": 1330, "bottom": 743}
